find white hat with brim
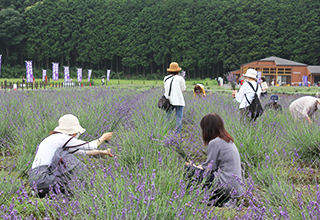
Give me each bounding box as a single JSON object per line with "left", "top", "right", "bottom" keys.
{"left": 53, "top": 114, "right": 86, "bottom": 134}
{"left": 243, "top": 69, "right": 257, "bottom": 79}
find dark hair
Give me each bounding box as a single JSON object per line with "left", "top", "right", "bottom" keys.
{"left": 169, "top": 71, "right": 180, "bottom": 75}
{"left": 261, "top": 77, "right": 266, "bottom": 82}
{"left": 200, "top": 113, "right": 234, "bottom": 145}
{"left": 194, "top": 85, "right": 201, "bottom": 93}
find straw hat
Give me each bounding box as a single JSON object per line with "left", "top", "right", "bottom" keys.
{"left": 243, "top": 69, "right": 257, "bottom": 79}
{"left": 53, "top": 114, "right": 86, "bottom": 134}
{"left": 167, "top": 62, "right": 182, "bottom": 72}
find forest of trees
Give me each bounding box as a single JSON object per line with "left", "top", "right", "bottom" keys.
{"left": 0, "top": 0, "right": 319, "bottom": 79}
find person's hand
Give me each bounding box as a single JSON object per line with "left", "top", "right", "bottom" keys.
{"left": 100, "top": 148, "right": 114, "bottom": 157}
{"left": 232, "top": 90, "right": 237, "bottom": 98}
{"left": 101, "top": 132, "right": 113, "bottom": 142}
{"left": 307, "top": 116, "right": 312, "bottom": 124}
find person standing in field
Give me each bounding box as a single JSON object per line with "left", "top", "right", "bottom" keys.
{"left": 184, "top": 113, "right": 244, "bottom": 207}
{"left": 232, "top": 69, "right": 262, "bottom": 118}
{"left": 193, "top": 84, "right": 206, "bottom": 98}
{"left": 164, "top": 62, "right": 186, "bottom": 134}
{"left": 29, "top": 114, "right": 114, "bottom": 198}
{"left": 289, "top": 96, "right": 320, "bottom": 124}
{"left": 260, "top": 76, "right": 268, "bottom": 97}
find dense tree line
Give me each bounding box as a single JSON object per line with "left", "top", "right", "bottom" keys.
{"left": 0, "top": 0, "right": 319, "bottom": 79}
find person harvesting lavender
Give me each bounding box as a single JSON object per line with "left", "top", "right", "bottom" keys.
{"left": 29, "top": 114, "right": 113, "bottom": 198}
{"left": 163, "top": 62, "right": 186, "bottom": 134}
{"left": 193, "top": 84, "right": 206, "bottom": 98}
{"left": 289, "top": 96, "right": 320, "bottom": 124}
{"left": 185, "top": 113, "right": 244, "bottom": 206}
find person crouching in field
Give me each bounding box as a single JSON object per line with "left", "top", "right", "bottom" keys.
{"left": 184, "top": 113, "right": 244, "bottom": 207}
{"left": 164, "top": 62, "right": 186, "bottom": 134}
{"left": 264, "top": 94, "right": 282, "bottom": 112}
{"left": 193, "top": 84, "right": 206, "bottom": 98}
{"left": 289, "top": 96, "right": 320, "bottom": 124}
{"left": 29, "top": 114, "right": 113, "bottom": 198}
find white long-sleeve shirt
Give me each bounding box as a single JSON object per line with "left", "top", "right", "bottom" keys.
{"left": 289, "top": 96, "right": 319, "bottom": 119}
{"left": 235, "top": 81, "right": 262, "bottom": 109}
{"left": 31, "top": 133, "right": 97, "bottom": 169}
{"left": 163, "top": 74, "right": 186, "bottom": 106}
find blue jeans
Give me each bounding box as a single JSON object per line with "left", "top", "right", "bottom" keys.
{"left": 166, "top": 106, "right": 183, "bottom": 134}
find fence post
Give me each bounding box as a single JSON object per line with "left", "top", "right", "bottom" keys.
{"left": 4, "top": 80, "right": 7, "bottom": 92}
{"left": 31, "top": 82, "right": 33, "bottom": 91}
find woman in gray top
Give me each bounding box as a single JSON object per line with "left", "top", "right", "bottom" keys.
{"left": 289, "top": 96, "right": 320, "bottom": 124}
{"left": 185, "top": 113, "right": 244, "bottom": 206}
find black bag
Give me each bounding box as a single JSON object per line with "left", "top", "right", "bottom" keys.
{"left": 244, "top": 81, "right": 264, "bottom": 120}
{"left": 158, "top": 75, "right": 174, "bottom": 111}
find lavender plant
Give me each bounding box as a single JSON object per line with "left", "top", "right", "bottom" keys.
{"left": 1, "top": 87, "right": 320, "bottom": 219}
{"left": 226, "top": 72, "right": 237, "bottom": 90}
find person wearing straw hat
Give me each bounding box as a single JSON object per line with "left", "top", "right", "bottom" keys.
{"left": 29, "top": 114, "right": 113, "bottom": 198}
{"left": 289, "top": 96, "right": 320, "bottom": 124}
{"left": 164, "top": 62, "right": 186, "bottom": 134}
{"left": 232, "top": 68, "right": 262, "bottom": 118}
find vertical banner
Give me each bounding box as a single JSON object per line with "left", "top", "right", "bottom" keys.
{"left": 106, "top": 69, "right": 111, "bottom": 81}
{"left": 303, "top": 75, "right": 308, "bottom": 86}
{"left": 52, "top": 63, "right": 59, "bottom": 80}
{"left": 88, "top": 69, "right": 92, "bottom": 82}
{"left": 257, "top": 71, "right": 262, "bottom": 83}
{"left": 77, "top": 68, "right": 82, "bottom": 82}
{"left": 0, "top": 55, "right": 2, "bottom": 77}
{"left": 64, "top": 66, "right": 70, "bottom": 82}
{"left": 25, "top": 61, "right": 34, "bottom": 83}
{"left": 42, "top": 70, "right": 47, "bottom": 81}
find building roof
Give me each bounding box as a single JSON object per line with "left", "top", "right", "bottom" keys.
{"left": 259, "top": 56, "right": 307, "bottom": 66}
{"left": 308, "top": 66, "right": 320, "bottom": 74}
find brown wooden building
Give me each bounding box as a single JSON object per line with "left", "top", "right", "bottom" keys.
{"left": 230, "top": 56, "right": 320, "bottom": 86}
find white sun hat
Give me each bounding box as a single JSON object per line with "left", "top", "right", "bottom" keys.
{"left": 53, "top": 114, "right": 86, "bottom": 134}
{"left": 243, "top": 68, "right": 257, "bottom": 79}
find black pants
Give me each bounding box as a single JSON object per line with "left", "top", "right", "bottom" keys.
{"left": 184, "top": 165, "right": 230, "bottom": 206}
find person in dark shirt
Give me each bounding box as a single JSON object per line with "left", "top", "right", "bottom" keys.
{"left": 264, "top": 94, "right": 282, "bottom": 112}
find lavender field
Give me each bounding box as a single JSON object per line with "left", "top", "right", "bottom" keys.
{"left": 0, "top": 87, "right": 320, "bottom": 219}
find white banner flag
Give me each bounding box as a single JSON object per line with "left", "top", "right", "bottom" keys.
{"left": 25, "top": 61, "right": 33, "bottom": 83}
{"left": 77, "top": 68, "right": 82, "bottom": 82}
{"left": 42, "top": 69, "right": 46, "bottom": 81}
{"left": 88, "top": 69, "right": 92, "bottom": 82}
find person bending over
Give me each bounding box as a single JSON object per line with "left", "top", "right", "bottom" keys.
{"left": 193, "top": 84, "right": 206, "bottom": 98}
{"left": 29, "top": 114, "right": 113, "bottom": 198}
{"left": 289, "top": 96, "right": 320, "bottom": 124}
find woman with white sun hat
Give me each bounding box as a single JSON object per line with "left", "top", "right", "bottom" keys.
{"left": 29, "top": 114, "right": 113, "bottom": 198}
{"left": 232, "top": 68, "right": 262, "bottom": 117}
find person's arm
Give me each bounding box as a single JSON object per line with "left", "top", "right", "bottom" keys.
{"left": 86, "top": 148, "right": 113, "bottom": 157}
{"left": 233, "top": 83, "right": 247, "bottom": 103}
{"left": 180, "top": 78, "right": 186, "bottom": 92}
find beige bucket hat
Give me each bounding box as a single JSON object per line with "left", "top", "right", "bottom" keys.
{"left": 53, "top": 114, "right": 86, "bottom": 134}
{"left": 167, "top": 62, "right": 182, "bottom": 72}
{"left": 243, "top": 68, "right": 257, "bottom": 79}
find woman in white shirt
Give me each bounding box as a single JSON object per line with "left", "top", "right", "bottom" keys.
{"left": 260, "top": 76, "right": 268, "bottom": 97}
{"left": 163, "top": 62, "right": 186, "bottom": 134}
{"left": 232, "top": 68, "right": 262, "bottom": 118}
{"left": 29, "top": 114, "right": 113, "bottom": 198}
